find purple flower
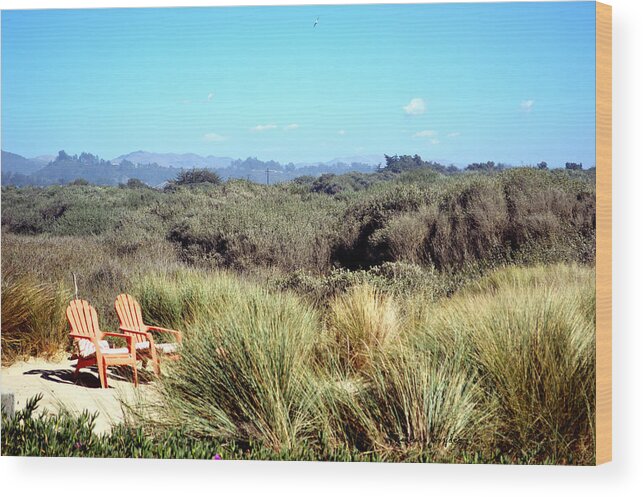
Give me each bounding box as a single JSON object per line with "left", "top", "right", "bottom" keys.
{"left": 213, "top": 454, "right": 222, "bottom": 460}
{"left": 74, "top": 442, "right": 83, "bottom": 450}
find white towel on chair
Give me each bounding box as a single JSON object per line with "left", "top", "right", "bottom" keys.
{"left": 134, "top": 341, "right": 177, "bottom": 354}
{"left": 78, "top": 339, "right": 129, "bottom": 358}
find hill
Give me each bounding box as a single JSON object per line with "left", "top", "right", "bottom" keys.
{"left": 1, "top": 150, "right": 47, "bottom": 174}
{"left": 113, "top": 151, "right": 233, "bottom": 169}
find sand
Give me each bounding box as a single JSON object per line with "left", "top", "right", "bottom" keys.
{"left": 1, "top": 357, "right": 155, "bottom": 433}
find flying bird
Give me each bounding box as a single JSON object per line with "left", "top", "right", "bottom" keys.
{"left": 313, "top": 17, "right": 319, "bottom": 28}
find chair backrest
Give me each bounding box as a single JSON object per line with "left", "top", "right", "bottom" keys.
{"left": 114, "top": 294, "right": 147, "bottom": 343}
{"left": 67, "top": 299, "right": 101, "bottom": 339}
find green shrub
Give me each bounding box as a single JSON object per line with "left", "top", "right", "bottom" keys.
{"left": 166, "top": 190, "right": 342, "bottom": 272}
{"left": 333, "top": 169, "right": 595, "bottom": 270}
{"left": 172, "top": 168, "right": 222, "bottom": 186}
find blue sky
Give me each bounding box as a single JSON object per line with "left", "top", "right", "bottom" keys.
{"left": 2, "top": 2, "right": 596, "bottom": 166}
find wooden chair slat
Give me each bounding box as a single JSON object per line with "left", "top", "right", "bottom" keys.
{"left": 130, "top": 295, "right": 144, "bottom": 330}
{"left": 68, "top": 300, "right": 87, "bottom": 336}
{"left": 114, "top": 293, "right": 182, "bottom": 376}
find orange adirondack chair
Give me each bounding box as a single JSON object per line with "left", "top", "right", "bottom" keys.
{"left": 114, "top": 294, "right": 183, "bottom": 375}
{"left": 66, "top": 299, "right": 138, "bottom": 389}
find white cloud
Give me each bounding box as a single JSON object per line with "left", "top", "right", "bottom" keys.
{"left": 252, "top": 124, "right": 278, "bottom": 132}
{"left": 207, "top": 92, "right": 215, "bottom": 102}
{"left": 447, "top": 132, "right": 460, "bottom": 138}
{"left": 520, "top": 100, "right": 535, "bottom": 112}
{"left": 413, "top": 130, "right": 436, "bottom": 138}
{"left": 338, "top": 129, "right": 346, "bottom": 135}
{"left": 431, "top": 139, "right": 440, "bottom": 145}
{"left": 403, "top": 98, "right": 426, "bottom": 115}
{"left": 284, "top": 124, "right": 300, "bottom": 130}
{"left": 203, "top": 132, "right": 226, "bottom": 142}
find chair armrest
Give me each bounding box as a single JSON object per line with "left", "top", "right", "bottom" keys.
{"left": 146, "top": 326, "right": 183, "bottom": 343}
{"left": 101, "top": 332, "right": 135, "bottom": 356}
{"left": 69, "top": 334, "right": 102, "bottom": 352}
{"left": 119, "top": 326, "right": 151, "bottom": 337}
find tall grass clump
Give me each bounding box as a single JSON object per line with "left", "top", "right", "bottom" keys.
{"left": 423, "top": 264, "right": 596, "bottom": 463}
{"left": 141, "top": 273, "right": 325, "bottom": 452}
{"left": 327, "top": 284, "right": 400, "bottom": 372}
{"left": 1, "top": 271, "right": 70, "bottom": 364}
{"left": 335, "top": 348, "right": 488, "bottom": 457}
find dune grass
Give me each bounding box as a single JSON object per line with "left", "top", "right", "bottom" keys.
{"left": 1, "top": 271, "right": 70, "bottom": 364}
{"left": 410, "top": 264, "right": 596, "bottom": 462}
{"left": 123, "top": 263, "right": 595, "bottom": 464}
{"left": 327, "top": 284, "right": 401, "bottom": 372}
{"left": 131, "top": 271, "right": 325, "bottom": 452}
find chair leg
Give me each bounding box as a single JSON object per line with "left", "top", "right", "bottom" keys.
{"left": 131, "top": 363, "right": 138, "bottom": 387}
{"left": 73, "top": 360, "right": 82, "bottom": 379}
{"left": 152, "top": 359, "right": 161, "bottom": 376}
{"left": 98, "top": 361, "right": 108, "bottom": 389}
{"left": 150, "top": 348, "right": 161, "bottom": 376}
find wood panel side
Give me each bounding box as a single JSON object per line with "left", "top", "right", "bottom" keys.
{"left": 595, "top": 0, "right": 612, "bottom": 466}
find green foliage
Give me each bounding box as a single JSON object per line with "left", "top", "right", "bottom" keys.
{"left": 382, "top": 154, "right": 456, "bottom": 174}
{"left": 334, "top": 168, "right": 595, "bottom": 270}
{"left": 166, "top": 189, "right": 342, "bottom": 271}
{"left": 69, "top": 178, "right": 90, "bottom": 186}
{"left": 172, "top": 168, "right": 222, "bottom": 186}
{"left": 121, "top": 178, "right": 149, "bottom": 189}
{"left": 1, "top": 395, "right": 537, "bottom": 463}
{"left": 2, "top": 167, "right": 595, "bottom": 273}
{"left": 1, "top": 395, "right": 228, "bottom": 459}
{"left": 465, "top": 161, "right": 503, "bottom": 172}
{"left": 309, "top": 172, "right": 383, "bottom": 196}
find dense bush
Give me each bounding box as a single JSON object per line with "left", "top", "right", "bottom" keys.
{"left": 166, "top": 190, "right": 343, "bottom": 271}
{"left": 2, "top": 168, "right": 595, "bottom": 274}
{"left": 172, "top": 168, "right": 222, "bottom": 186}
{"left": 334, "top": 169, "right": 595, "bottom": 270}
{"left": 309, "top": 172, "right": 385, "bottom": 196}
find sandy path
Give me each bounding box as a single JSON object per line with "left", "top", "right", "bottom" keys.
{"left": 1, "top": 357, "right": 155, "bottom": 433}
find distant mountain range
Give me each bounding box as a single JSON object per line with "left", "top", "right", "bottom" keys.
{"left": 112, "top": 151, "right": 234, "bottom": 169}
{"left": 1, "top": 151, "right": 49, "bottom": 175}
{"left": 0, "top": 150, "right": 384, "bottom": 187}
{"left": 322, "top": 155, "right": 385, "bottom": 167}
{"left": 111, "top": 151, "right": 383, "bottom": 170}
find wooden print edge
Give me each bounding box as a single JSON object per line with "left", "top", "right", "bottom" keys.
{"left": 595, "top": 0, "right": 612, "bottom": 465}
